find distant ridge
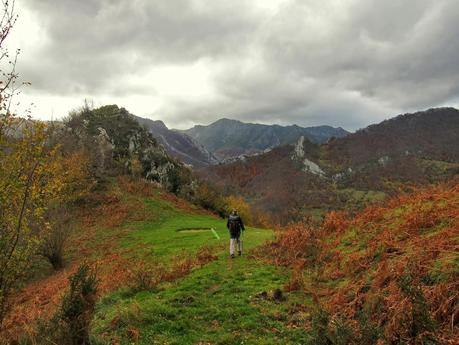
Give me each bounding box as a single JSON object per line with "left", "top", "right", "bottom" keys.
{"left": 324, "top": 107, "right": 459, "bottom": 165}
{"left": 180, "top": 118, "right": 349, "bottom": 160}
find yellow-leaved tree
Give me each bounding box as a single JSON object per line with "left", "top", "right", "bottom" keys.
{"left": 224, "top": 195, "right": 252, "bottom": 225}
{"left": 0, "top": 0, "right": 82, "bottom": 324}
{"left": 0, "top": 120, "right": 66, "bottom": 323}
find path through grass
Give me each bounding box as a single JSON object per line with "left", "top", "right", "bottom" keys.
{"left": 91, "top": 193, "right": 311, "bottom": 344}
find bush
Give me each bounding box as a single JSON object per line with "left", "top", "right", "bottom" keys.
{"left": 224, "top": 195, "right": 252, "bottom": 224}
{"left": 259, "top": 219, "right": 322, "bottom": 268}
{"left": 127, "top": 261, "right": 165, "bottom": 292}
{"left": 394, "top": 272, "right": 439, "bottom": 344}
{"left": 16, "top": 264, "right": 99, "bottom": 345}
{"left": 40, "top": 206, "right": 73, "bottom": 270}
{"left": 308, "top": 307, "right": 381, "bottom": 345}
{"left": 59, "top": 264, "right": 98, "bottom": 345}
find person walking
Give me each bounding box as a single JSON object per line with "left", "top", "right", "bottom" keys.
{"left": 227, "top": 209, "right": 245, "bottom": 258}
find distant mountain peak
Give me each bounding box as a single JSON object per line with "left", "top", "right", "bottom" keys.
{"left": 199, "top": 107, "right": 459, "bottom": 225}
{"left": 150, "top": 119, "right": 168, "bottom": 130}
{"left": 182, "top": 117, "right": 349, "bottom": 161}
{"left": 214, "top": 117, "right": 241, "bottom": 123}
{"left": 133, "top": 115, "right": 218, "bottom": 167}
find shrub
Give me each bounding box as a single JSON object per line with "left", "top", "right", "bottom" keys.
{"left": 127, "top": 261, "right": 165, "bottom": 292}
{"left": 40, "top": 206, "right": 74, "bottom": 270}
{"left": 193, "top": 182, "right": 227, "bottom": 217}
{"left": 59, "top": 264, "right": 98, "bottom": 345}
{"left": 15, "top": 264, "right": 99, "bottom": 345}
{"left": 308, "top": 307, "right": 381, "bottom": 345}
{"left": 259, "top": 219, "right": 322, "bottom": 268}
{"left": 391, "top": 272, "right": 439, "bottom": 344}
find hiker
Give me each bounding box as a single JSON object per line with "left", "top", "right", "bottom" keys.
{"left": 227, "top": 209, "right": 245, "bottom": 258}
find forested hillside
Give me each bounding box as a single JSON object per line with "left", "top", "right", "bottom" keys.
{"left": 324, "top": 107, "right": 459, "bottom": 165}
{"left": 200, "top": 108, "right": 459, "bottom": 223}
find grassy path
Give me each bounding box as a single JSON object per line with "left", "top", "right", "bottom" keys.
{"left": 91, "top": 194, "right": 310, "bottom": 344}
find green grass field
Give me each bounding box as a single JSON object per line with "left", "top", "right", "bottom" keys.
{"left": 91, "top": 192, "right": 311, "bottom": 344}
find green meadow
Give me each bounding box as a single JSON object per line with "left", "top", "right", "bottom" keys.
{"left": 91, "top": 193, "right": 311, "bottom": 344}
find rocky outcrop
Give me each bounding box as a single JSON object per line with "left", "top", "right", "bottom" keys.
{"left": 65, "top": 105, "right": 194, "bottom": 195}
{"left": 93, "top": 127, "right": 114, "bottom": 177}
{"left": 291, "top": 136, "right": 325, "bottom": 177}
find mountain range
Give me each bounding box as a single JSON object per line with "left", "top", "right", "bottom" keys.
{"left": 135, "top": 116, "right": 348, "bottom": 165}
{"left": 130, "top": 107, "right": 459, "bottom": 223}
{"left": 198, "top": 107, "right": 459, "bottom": 223}
{"left": 180, "top": 118, "right": 349, "bottom": 161}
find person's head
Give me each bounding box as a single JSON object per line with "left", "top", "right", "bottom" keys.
{"left": 231, "top": 209, "right": 238, "bottom": 216}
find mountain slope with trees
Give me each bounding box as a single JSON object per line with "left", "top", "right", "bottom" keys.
{"left": 199, "top": 108, "right": 459, "bottom": 223}
{"left": 323, "top": 107, "right": 459, "bottom": 166}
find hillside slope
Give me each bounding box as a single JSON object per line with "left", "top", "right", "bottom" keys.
{"left": 64, "top": 104, "right": 194, "bottom": 195}
{"left": 260, "top": 182, "right": 459, "bottom": 344}
{"left": 134, "top": 115, "right": 218, "bottom": 167}
{"left": 3, "top": 177, "right": 310, "bottom": 344}
{"left": 200, "top": 140, "right": 335, "bottom": 223}
{"left": 324, "top": 107, "right": 459, "bottom": 166}
{"left": 5, "top": 178, "right": 457, "bottom": 344}
{"left": 182, "top": 118, "right": 348, "bottom": 160}
{"left": 200, "top": 108, "right": 459, "bottom": 223}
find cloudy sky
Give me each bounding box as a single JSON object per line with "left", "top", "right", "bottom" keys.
{"left": 9, "top": 0, "right": 459, "bottom": 130}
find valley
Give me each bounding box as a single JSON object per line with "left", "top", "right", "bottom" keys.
{"left": 2, "top": 1, "right": 459, "bottom": 343}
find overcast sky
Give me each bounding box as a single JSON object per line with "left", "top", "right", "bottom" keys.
{"left": 9, "top": 0, "right": 459, "bottom": 130}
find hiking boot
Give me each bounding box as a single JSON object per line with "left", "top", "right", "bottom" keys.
{"left": 238, "top": 251, "right": 242, "bottom": 256}
{"left": 231, "top": 254, "right": 235, "bottom": 259}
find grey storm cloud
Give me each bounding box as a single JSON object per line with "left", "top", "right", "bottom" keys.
{"left": 16, "top": 0, "right": 459, "bottom": 130}
{"left": 21, "top": 0, "right": 258, "bottom": 94}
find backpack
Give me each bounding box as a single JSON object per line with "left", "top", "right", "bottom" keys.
{"left": 228, "top": 215, "right": 241, "bottom": 234}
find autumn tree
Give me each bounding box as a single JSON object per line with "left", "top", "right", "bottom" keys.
{"left": 224, "top": 195, "right": 252, "bottom": 225}
{"left": 0, "top": 121, "right": 63, "bottom": 323}
{"left": 0, "top": 0, "right": 80, "bottom": 324}
{"left": 39, "top": 149, "right": 93, "bottom": 270}
{"left": 193, "top": 182, "right": 227, "bottom": 217}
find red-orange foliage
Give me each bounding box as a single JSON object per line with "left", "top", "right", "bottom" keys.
{"left": 257, "top": 219, "right": 323, "bottom": 269}
{"left": 2, "top": 251, "right": 133, "bottom": 341}
{"left": 284, "top": 269, "right": 306, "bottom": 292}
{"left": 322, "top": 210, "right": 350, "bottom": 234}
{"left": 258, "top": 182, "right": 459, "bottom": 344}
{"left": 251, "top": 209, "right": 276, "bottom": 229}
{"left": 116, "top": 175, "right": 157, "bottom": 198}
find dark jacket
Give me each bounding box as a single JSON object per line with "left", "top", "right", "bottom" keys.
{"left": 227, "top": 214, "right": 245, "bottom": 238}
